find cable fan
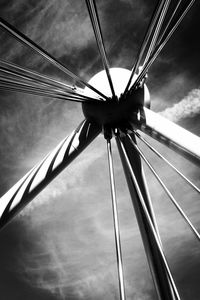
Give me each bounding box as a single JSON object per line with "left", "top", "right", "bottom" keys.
{"left": 0, "top": 1, "right": 199, "bottom": 299}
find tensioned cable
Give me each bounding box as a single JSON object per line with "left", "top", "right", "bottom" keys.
{"left": 156, "top": 0, "right": 183, "bottom": 48}
{"left": 0, "top": 64, "right": 100, "bottom": 102}
{"left": 142, "top": 0, "right": 171, "bottom": 67}
{"left": 0, "top": 75, "right": 56, "bottom": 90}
{"left": 134, "top": 131, "right": 200, "bottom": 194}
{"left": 0, "top": 73, "right": 101, "bottom": 102}
{"left": 0, "top": 17, "right": 108, "bottom": 100}
{"left": 0, "top": 82, "right": 93, "bottom": 103}
{"left": 124, "top": 0, "right": 167, "bottom": 94}
{"left": 0, "top": 78, "right": 89, "bottom": 100}
{"left": 0, "top": 72, "right": 69, "bottom": 93}
{"left": 0, "top": 82, "right": 86, "bottom": 102}
{"left": 127, "top": 134, "right": 200, "bottom": 242}
{"left": 0, "top": 67, "right": 58, "bottom": 89}
{"left": 0, "top": 59, "right": 102, "bottom": 101}
{"left": 107, "top": 139, "right": 126, "bottom": 300}
{"left": 117, "top": 135, "right": 181, "bottom": 300}
{"left": 129, "top": 0, "right": 196, "bottom": 92}
{"left": 0, "top": 59, "right": 77, "bottom": 92}
{"left": 0, "top": 85, "right": 88, "bottom": 103}
{"left": 85, "top": 0, "right": 115, "bottom": 98}
{"left": 0, "top": 85, "right": 89, "bottom": 103}
{"left": 0, "top": 68, "right": 99, "bottom": 102}
{"left": 0, "top": 75, "right": 83, "bottom": 97}
{"left": 132, "top": 0, "right": 196, "bottom": 90}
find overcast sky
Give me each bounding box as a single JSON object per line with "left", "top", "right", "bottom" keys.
{"left": 0, "top": 1, "right": 200, "bottom": 299}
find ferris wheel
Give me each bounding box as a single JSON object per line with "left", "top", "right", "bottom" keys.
{"left": 0, "top": 0, "right": 199, "bottom": 299}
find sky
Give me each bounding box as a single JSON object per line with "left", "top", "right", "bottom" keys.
{"left": 0, "top": 0, "right": 200, "bottom": 299}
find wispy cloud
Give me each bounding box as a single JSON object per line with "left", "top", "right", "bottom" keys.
{"left": 160, "top": 88, "right": 200, "bottom": 122}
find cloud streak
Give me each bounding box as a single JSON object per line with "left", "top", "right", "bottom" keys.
{"left": 160, "top": 88, "right": 200, "bottom": 122}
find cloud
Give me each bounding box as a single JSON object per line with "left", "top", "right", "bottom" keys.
{"left": 160, "top": 88, "right": 200, "bottom": 122}
{"left": 0, "top": 0, "right": 94, "bottom": 67}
